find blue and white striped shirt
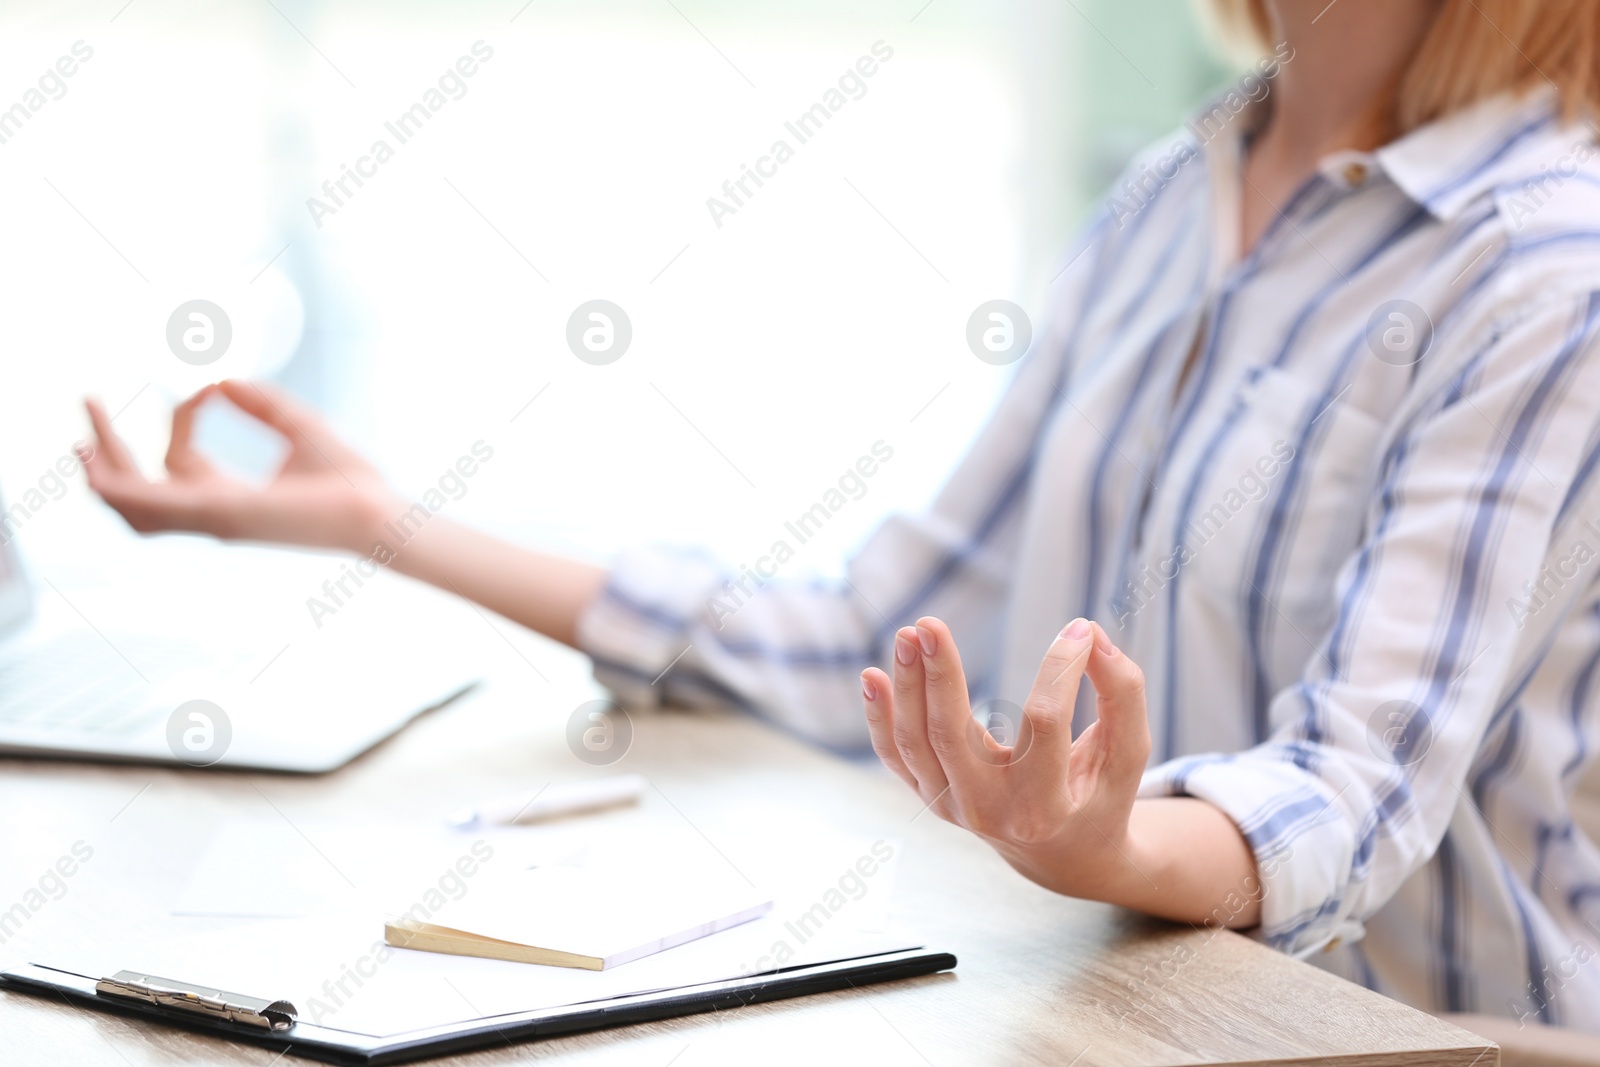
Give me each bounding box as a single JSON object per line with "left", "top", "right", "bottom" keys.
{"left": 579, "top": 86, "right": 1600, "bottom": 1027}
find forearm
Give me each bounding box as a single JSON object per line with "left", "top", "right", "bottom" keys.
{"left": 357, "top": 506, "right": 606, "bottom": 649}
{"left": 997, "top": 796, "right": 1261, "bottom": 928}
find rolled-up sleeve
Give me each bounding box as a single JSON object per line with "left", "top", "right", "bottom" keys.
{"left": 1141, "top": 290, "right": 1600, "bottom": 956}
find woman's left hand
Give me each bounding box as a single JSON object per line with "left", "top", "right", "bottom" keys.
{"left": 860, "top": 616, "right": 1153, "bottom": 900}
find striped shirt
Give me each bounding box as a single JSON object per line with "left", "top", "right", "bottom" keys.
{"left": 578, "top": 85, "right": 1600, "bottom": 1027}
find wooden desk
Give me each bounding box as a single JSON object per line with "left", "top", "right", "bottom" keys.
{"left": 0, "top": 643, "right": 1495, "bottom": 1066}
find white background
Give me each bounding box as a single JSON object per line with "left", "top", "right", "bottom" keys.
{"left": 0, "top": 0, "right": 1208, "bottom": 596}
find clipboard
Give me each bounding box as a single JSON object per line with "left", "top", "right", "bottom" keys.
{"left": 0, "top": 947, "right": 956, "bottom": 1065}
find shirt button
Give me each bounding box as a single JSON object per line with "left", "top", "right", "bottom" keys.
{"left": 1341, "top": 162, "right": 1369, "bottom": 186}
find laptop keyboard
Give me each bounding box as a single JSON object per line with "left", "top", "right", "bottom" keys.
{"left": 0, "top": 632, "right": 246, "bottom": 736}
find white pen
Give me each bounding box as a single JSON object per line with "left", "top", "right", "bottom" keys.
{"left": 446, "top": 773, "right": 648, "bottom": 828}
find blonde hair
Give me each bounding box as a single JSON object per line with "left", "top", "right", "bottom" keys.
{"left": 1202, "top": 0, "right": 1600, "bottom": 135}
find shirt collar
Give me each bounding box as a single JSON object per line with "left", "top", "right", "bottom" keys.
{"left": 1374, "top": 85, "right": 1571, "bottom": 219}
{"left": 1189, "top": 84, "right": 1580, "bottom": 222}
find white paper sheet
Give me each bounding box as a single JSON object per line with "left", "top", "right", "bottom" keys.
{"left": 172, "top": 819, "right": 573, "bottom": 918}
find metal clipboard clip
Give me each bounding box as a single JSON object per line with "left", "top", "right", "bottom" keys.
{"left": 94, "top": 970, "right": 297, "bottom": 1031}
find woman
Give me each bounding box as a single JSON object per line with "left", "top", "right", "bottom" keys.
{"left": 82, "top": 0, "right": 1600, "bottom": 1028}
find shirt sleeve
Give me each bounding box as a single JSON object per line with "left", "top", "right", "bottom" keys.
{"left": 575, "top": 232, "right": 1107, "bottom": 752}
{"left": 1139, "top": 288, "right": 1600, "bottom": 956}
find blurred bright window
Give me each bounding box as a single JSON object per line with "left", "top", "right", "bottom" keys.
{"left": 1, "top": 0, "right": 1224, "bottom": 578}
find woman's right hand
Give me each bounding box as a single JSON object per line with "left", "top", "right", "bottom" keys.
{"left": 82, "top": 379, "right": 400, "bottom": 553}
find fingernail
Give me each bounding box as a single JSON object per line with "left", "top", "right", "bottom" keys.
{"left": 1093, "top": 622, "right": 1116, "bottom": 656}
{"left": 1062, "top": 617, "right": 1091, "bottom": 640}
{"left": 862, "top": 674, "right": 877, "bottom": 701}
{"left": 915, "top": 625, "right": 937, "bottom": 657}
{"left": 895, "top": 635, "right": 917, "bottom": 665}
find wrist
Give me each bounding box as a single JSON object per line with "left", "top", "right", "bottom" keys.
{"left": 342, "top": 484, "right": 407, "bottom": 556}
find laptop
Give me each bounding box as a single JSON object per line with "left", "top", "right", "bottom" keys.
{"left": 0, "top": 484, "right": 479, "bottom": 773}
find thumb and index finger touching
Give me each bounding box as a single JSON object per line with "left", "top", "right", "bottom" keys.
{"left": 1014, "top": 617, "right": 1150, "bottom": 791}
